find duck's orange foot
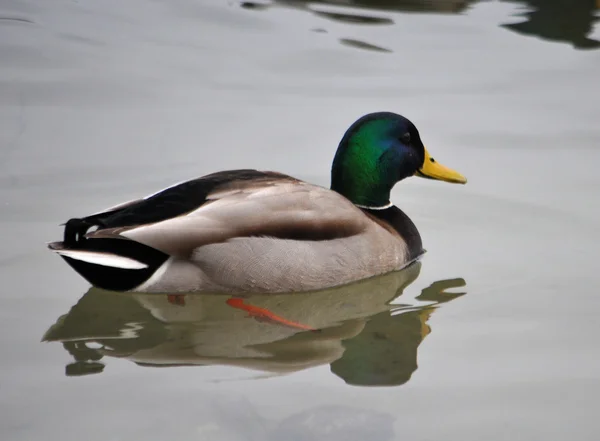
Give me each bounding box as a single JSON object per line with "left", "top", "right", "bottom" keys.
{"left": 167, "top": 294, "right": 186, "bottom": 306}
{"left": 226, "top": 297, "right": 315, "bottom": 331}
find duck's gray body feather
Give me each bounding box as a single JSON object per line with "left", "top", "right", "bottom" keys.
{"left": 50, "top": 170, "right": 415, "bottom": 293}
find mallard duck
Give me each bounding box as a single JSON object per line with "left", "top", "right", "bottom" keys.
{"left": 48, "top": 112, "right": 466, "bottom": 293}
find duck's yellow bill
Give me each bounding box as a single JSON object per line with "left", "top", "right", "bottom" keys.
{"left": 415, "top": 147, "right": 467, "bottom": 184}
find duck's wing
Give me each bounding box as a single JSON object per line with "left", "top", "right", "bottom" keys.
{"left": 61, "top": 170, "right": 281, "bottom": 243}
{"left": 58, "top": 169, "right": 368, "bottom": 258}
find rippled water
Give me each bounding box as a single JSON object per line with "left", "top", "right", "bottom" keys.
{"left": 1, "top": 1, "right": 600, "bottom": 440}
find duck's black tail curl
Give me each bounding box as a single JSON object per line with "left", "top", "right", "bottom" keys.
{"left": 49, "top": 222, "right": 169, "bottom": 291}
{"left": 63, "top": 218, "right": 103, "bottom": 246}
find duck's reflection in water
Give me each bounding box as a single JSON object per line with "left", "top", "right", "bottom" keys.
{"left": 44, "top": 262, "right": 465, "bottom": 386}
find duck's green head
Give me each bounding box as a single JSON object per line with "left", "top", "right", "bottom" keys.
{"left": 330, "top": 112, "right": 467, "bottom": 208}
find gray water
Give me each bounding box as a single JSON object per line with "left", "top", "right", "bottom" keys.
{"left": 1, "top": 0, "right": 600, "bottom": 440}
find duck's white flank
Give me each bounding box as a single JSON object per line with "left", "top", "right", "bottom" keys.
{"left": 132, "top": 257, "right": 173, "bottom": 291}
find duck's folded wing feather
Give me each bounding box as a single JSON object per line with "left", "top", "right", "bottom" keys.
{"left": 65, "top": 170, "right": 296, "bottom": 245}
{"left": 81, "top": 170, "right": 275, "bottom": 230}
{"left": 85, "top": 173, "right": 369, "bottom": 258}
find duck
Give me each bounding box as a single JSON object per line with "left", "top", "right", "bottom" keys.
{"left": 48, "top": 112, "right": 466, "bottom": 293}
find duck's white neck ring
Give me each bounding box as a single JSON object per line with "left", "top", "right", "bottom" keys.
{"left": 355, "top": 202, "right": 393, "bottom": 210}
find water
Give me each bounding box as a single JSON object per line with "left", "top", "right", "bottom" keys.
{"left": 1, "top": 0, "right": 599, "bottom": 440}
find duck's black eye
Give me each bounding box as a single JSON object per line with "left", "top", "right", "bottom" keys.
{"left": 400, "top": 132, "right": 411, "bottom": 144}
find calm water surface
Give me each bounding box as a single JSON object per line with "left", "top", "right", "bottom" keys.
{"left": 1, "top": 1, "right": 600, "bottom": 440}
